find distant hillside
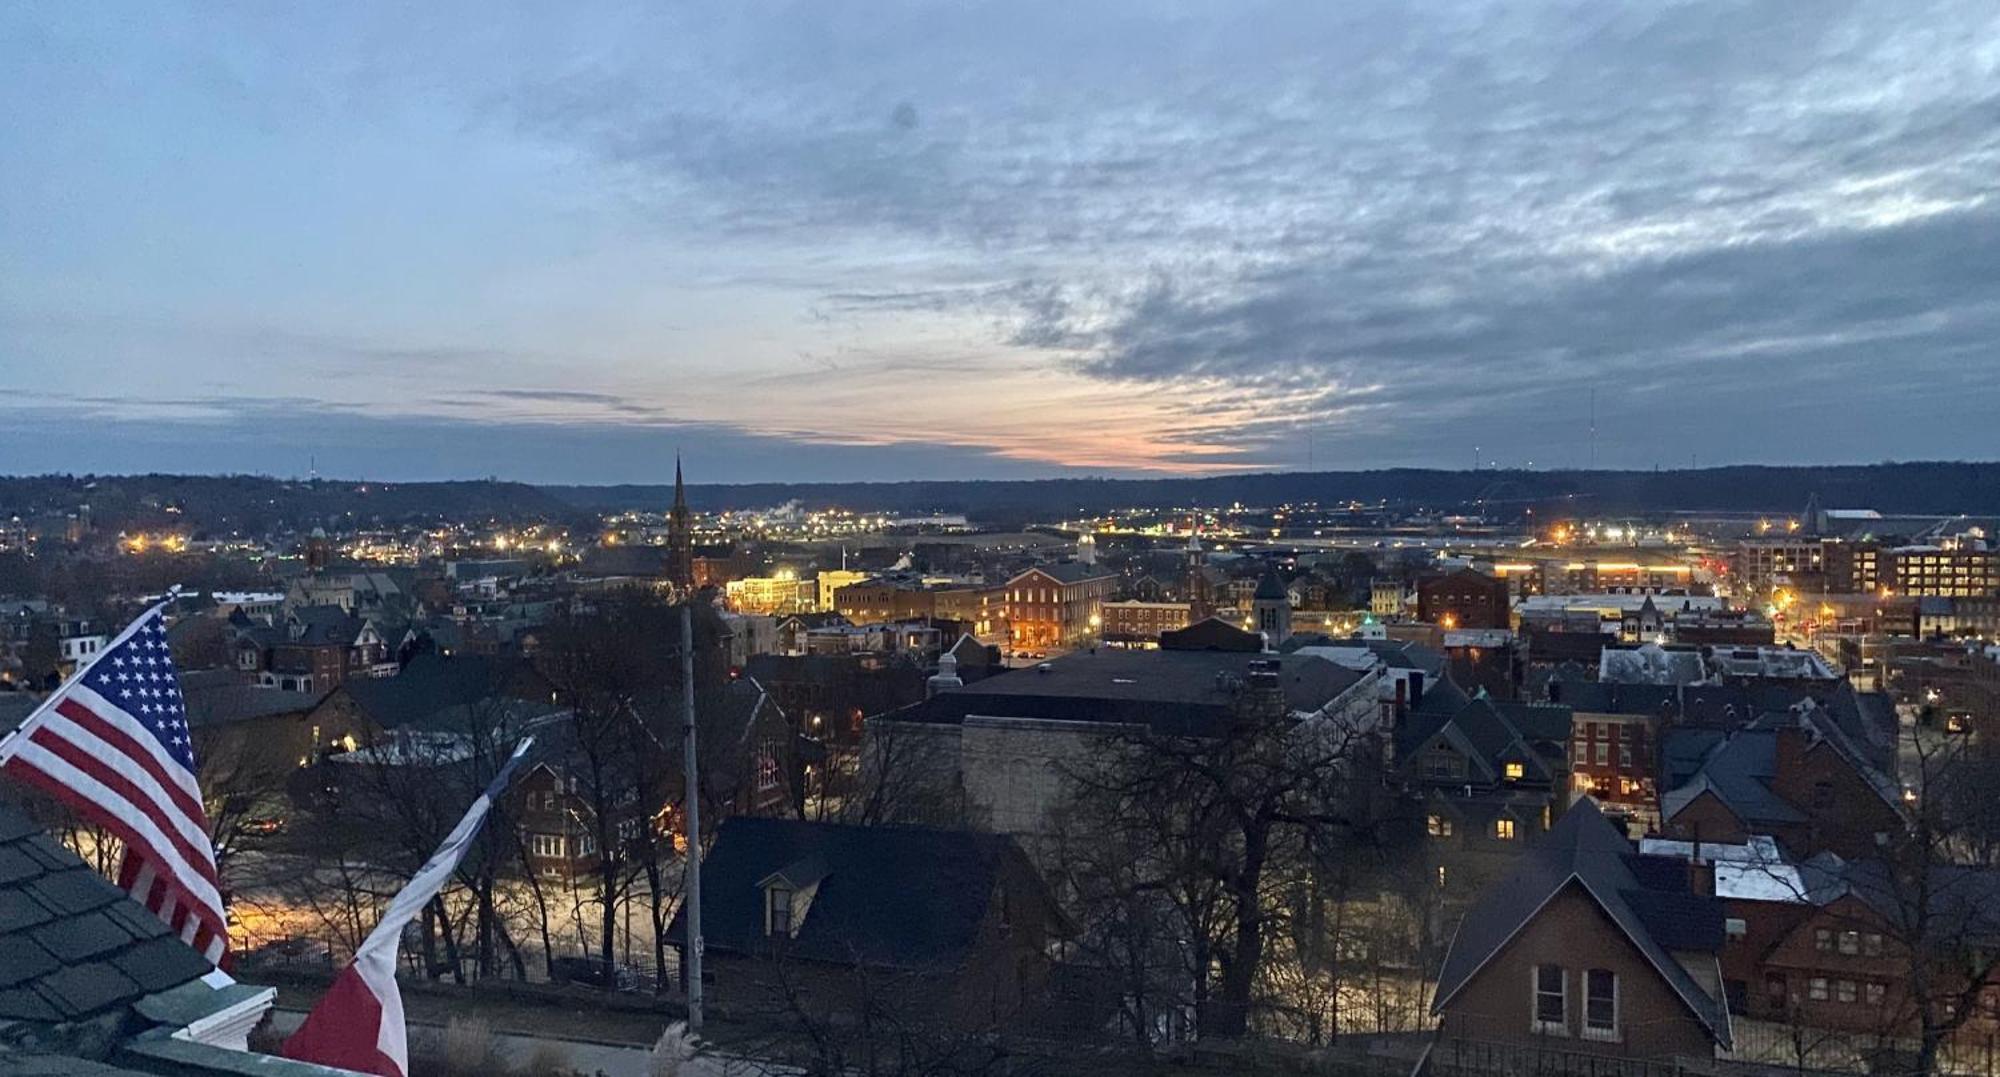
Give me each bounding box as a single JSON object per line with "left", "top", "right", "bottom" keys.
{"left": 3, "top": 463, "right": 1996, "bottom": 534}
{"left": 0, "top": 474, "right": 578, "bottom": 534}
{"left": 548, "top": 462, "right": 2000, "bottom": 518}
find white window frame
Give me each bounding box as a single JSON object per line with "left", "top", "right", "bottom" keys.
{"left": 1583, "top": 968, "right": 1619, "bottom": 1041}
{"left": 766, "top": 883, "right": 794, "bottom": 937}
{"left": 1532, "top": 964, "right": 1568, "bottom": 1035}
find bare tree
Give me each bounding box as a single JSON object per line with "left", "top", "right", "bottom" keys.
{"left": 1055, "top": 674, "right": 1391, "bottom": 1039}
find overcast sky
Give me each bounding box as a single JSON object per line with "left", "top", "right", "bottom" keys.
{"left": 4, "top": 2, "right": 1997, "bottom": 484}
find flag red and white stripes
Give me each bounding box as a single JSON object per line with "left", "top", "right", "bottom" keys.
{"left": 283, "top": 737, "right": 534, "bottom": 1077}
{"left": 0, "top": 603, "right": 228, "bottom": 964}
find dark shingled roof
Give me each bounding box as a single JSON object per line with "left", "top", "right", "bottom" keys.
{"left": 664, "top": 817, "right": 1037, "bottom": 969}
{"left": 881, "top": 649, "right": 1366, "bottom": 738}
{"left": 331, "top": 654, "right": 552, "bottom": 732}
{"left": 1431, "top": 799, "right": 1733, "bottom": 1048}
{"left": 1253, "top": 565, "right": 1288, "bottom": 602}
{"left": 1659, "top": 730, "right": 1807, "bottom": 827}
{"left": 1395, "top": 693, "right": 1571, "bottom": 784}
{"left": 1158, "top": 617, "right": 1262, "bottom": 653}
{"left": 0, "top": 803, "right": 212, "bottom": 1028}
{"left": 182, "top": 684, "right": 317, "bottom": 729}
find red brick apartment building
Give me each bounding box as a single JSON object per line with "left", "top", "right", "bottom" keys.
{"left": 1004, "top": 563, "right": 1117, "bottom": 651}
{"left": 1418, "top": 568, "right": 1513, "bottom": 631}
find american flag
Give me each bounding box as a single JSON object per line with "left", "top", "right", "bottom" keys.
{"left": 0, "top": 603, "right": 227, "bottom": 963}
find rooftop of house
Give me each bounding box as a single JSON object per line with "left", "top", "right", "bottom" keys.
{"left": 328, "top": 654, "right": 552, "bottom": 733}
{"left": 1284, "top": 635, "right": 1448, "bottom": 676}
{"left": 1599, "top": 643, "right": 1709, "bottom": 686}
{"left": 1396, "top": 692, "right": 1573, "bottom": 784}
{"left": 1158, "top": 617, "right": 1263, "bottom": 652}
{"left": 882, "top": 648, "right": 1367, "bottom": 737}
{"left": 1660, "top": 702, "right": 1903, "bottom": 831}
{"left": 182, "top": 683, "right": 319, "bottom": 729}
{"left": 664, "top": 817, "right": 1048, "bottom": 970}
{"left": 1432, "top": 798, "right": 1733, "bottom": 1048}
{"left": 0, "top": 805, "right": 216, "bottom": 1032}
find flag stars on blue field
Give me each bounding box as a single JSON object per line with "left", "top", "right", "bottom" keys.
{"left": 79, "top": 609, "right": 195, "bottom": 771}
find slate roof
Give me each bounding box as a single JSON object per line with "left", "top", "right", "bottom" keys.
{"left": 1661, "top": 703, "right": 1902, "bottom": 829}
{"left": 1284, "top": 636, "right": 1448, "bottom": 677}
{"left": 1253, "top": 565, "right": 1289, "bottom": 602}
{"left": 881, "top": 649, "right": 1367, "bottom": 738}
{"left": 0, "top": 803, "right": 214, "bottom": 1029}
{"left": 1396, "top": 693, "right": 1572, "bottom": 784}
{"left": 0, "top": 696, "right": 38, "bottom": 737}
{"left": 1658, "top": 730, "right": 1806, "bottom": 827}
{"left": 665, "top": 817, "right": 1040, "bottom": 969}
{"left": 330, "top": 654, "right": 551, "bottom": 733}
{"left": 182, "top": 683, "right": 318, "bottom": 729}
{"left": 1158, "top": 617, "right": 1262, "bottom": 653}
{"left": 281, "top": 606, "right": 367, "bottom": 648}
{"left": 1432, "top": 799, "right": 1732, "bottom": 1047}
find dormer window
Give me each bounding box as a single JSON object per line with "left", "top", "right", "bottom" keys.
{"left": 766, "top": 883, "right": 794, "bottom": 937}
{"left": 1504, "top": 762, "right": 1525, "bottom": 780}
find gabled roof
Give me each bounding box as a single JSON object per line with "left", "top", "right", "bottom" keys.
{"left": 1661, "top": 703, "right": 1904, "bottom": 829}
{"left": 665, "top": 817, "right": 1042, "bottom": 969}
{"left": 1659, "top": 730, "right": 1806, "bottom": 827}
{"left": 1396, "top": 694, "right": 1571, "bottom": 783}
{"left": 1158, "top": 617, "right": 1262, "bottom": 653}
{"left": 1432, "top": 799, "right": 1732, "bottom": 1047}
{"left": 1005, "top": 562, "right": 1116, "bottom": 586}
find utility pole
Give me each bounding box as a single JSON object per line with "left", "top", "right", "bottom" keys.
{"left": 679, "top": 602, "right": 704, "bottom": 1031}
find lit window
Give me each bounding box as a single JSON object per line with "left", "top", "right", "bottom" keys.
{"left": 1504, "top": 762, "right": 1524, "bottom": 780}
{"left": 1584, "top": 969, "right": 1618, "bottom": 1039}
{"left": 1533, "top": 965, "right": 1567, "bottom": 1034}
{"left": 1427, "top": 814, "right": 1454, "bottom": 838}
{"left": 1494, "top": 819, "right": 1517, "bottom": 840}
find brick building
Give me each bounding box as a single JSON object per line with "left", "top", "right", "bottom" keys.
{"left": 1429, "top": 800, "right": 1733, "bottom": 1068}
{"left": 1003, "top": 563, "right": 1118, "bottom": 651}
{"left": 1099, "top": 599, "right": 1192, "bottom": 646}
{"left": 1418, "top": 568, "right": 1512, "bottom": 631}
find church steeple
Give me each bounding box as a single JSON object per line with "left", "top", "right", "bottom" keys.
{"left": 667, "top": 453, "right": 694, "bottom": 593}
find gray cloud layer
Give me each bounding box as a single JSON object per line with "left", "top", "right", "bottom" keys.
{"left": 505, "top": 0, "right": 2000, "bottom": 468}
{"left": 4, "top": 1, "right": 1997, "bottom": 480}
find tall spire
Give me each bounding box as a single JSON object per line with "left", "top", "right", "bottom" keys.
{"left": 667, "top": 452, "right": 694, "bottom": 593}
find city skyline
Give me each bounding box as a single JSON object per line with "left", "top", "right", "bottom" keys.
{"left": 5, "top": 2, "right": 1999, "bottom": 484}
